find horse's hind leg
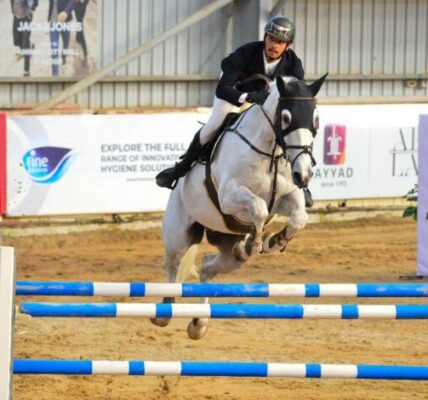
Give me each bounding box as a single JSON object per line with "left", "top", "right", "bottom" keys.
{"left": 187, "top": 230, "right": 244, "bottom": 340}
{"left": 151, "top": 189, "right": 204, "bottom": 328}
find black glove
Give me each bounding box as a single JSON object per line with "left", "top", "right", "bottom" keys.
{"left": 246, "top": 90, "right": 269, "bottom": 105}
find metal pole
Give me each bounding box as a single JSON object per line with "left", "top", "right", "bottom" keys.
{"left": 32, "top": 0, "right": 234, "bottom": 112}
{"left": 269, "top": 0, "right": 288, "bottom": 18}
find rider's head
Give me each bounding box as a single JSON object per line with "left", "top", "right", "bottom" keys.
{"left": 263, "top": 16, "right": 295, "bottom": 61}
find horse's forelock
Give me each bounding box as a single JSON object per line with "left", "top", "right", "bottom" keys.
{"left": 269, "top": 76, "right": 297, "bottom": 89}
{"left": 269, "top": 76, "right": 301, "bottom": 99}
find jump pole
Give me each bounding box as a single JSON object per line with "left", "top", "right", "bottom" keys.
{"left": 15, "top": 281, "right": 428, "bottom": 298}
{"left": 12, "top": 360, "right": 428, "bottom": 380}
{"left": 20, "top": 303, "right": 428, "bottom": 319}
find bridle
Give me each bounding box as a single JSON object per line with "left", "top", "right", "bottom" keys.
{"left": 233, "top": 74, "right": 318, "bottom": 169}
{"left": 205, "top": 91, "right": 318, "bottom": 233}
{"left": 259, "top": 96, "right": 317, "bottom": 169}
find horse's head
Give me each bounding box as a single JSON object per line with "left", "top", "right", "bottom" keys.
{"left": 272, "top": 74, "right": 327, "bottom": 188}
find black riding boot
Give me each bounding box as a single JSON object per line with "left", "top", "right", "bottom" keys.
{"left": 156, "top": 131, "right": 202, "bottom": 189}
{"left": 303, "top": 187, "right": 313, "bottom": 208}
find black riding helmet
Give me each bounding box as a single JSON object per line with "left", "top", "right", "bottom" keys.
{"left": 264, "top": 16, "right": 295, "bottom": 43}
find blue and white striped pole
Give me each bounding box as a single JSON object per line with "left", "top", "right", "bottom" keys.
{"left": 19, "top": 303, "right": 428, "bottom": 319}
{"left": 12, "top": 360, "right": 428, "bottom": 380}
{"left": 15, "top": 282, "right": 428, "bottom": 298}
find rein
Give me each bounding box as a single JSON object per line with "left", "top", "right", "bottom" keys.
{"left": 204, "top": 93, "right": 317, "bottom": 234}
{"left": 222, "top": 109, "right": 282, "bottom": 216}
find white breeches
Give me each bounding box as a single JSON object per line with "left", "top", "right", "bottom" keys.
{"left": 199, "top": 96, "right": 240, "bottom": 145}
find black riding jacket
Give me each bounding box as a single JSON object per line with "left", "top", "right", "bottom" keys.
{"left": 216, "top": 41, "right": 305, "bottom": 107}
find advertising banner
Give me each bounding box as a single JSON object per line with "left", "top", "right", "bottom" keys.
{"left": 311, "top": 104, "right": 423, "bottom": 200}
{"left": 417, "top": 115, "right": 428, "bottom": 276}
{"left": 7, "top": 114, "right": 199, "bottom": 216}
{"left": 0, "top": 0, "right": 97, "bottom": 78}
{"left": 5, "top": 104, "right": 426, "bottom": 216}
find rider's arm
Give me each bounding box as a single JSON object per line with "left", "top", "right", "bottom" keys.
{"left": 215, "top": 47, "right": 249, "bottom": 107}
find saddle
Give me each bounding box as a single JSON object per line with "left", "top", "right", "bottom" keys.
{"left": 203, "top": 109, "right": 258, "bottom": 234}
{"left": 198, "top": 112, "right": 241, "bottom": 163}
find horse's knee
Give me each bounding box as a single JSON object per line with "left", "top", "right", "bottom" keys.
{"left": 250, "top": 199, "right": 269, "bottom": 227}
{"left": 289, "top": 210, "right": 308, "bottom": 230}
{"left": 220, "top": 193, "right": 268, "bottom": 230}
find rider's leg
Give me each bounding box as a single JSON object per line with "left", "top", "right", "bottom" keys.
{"left": 156, "top": 97, "right": 238, "bottom": 189}
{"left": 199, "top": 96, "right": 239, "bottom": 144}
{"left": 155, "top": 131, "right": 202, "bottom": 189}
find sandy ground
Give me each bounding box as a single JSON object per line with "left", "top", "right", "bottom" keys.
{"left": 5, "top": 215, "right": 428, "bottom": 399}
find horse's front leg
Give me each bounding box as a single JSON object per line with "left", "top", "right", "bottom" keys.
{"left": 219, "top": 184, "right": 269, "bottom": 261}
{"left": 263, "top": 189, "right": 308, "bottom": 253}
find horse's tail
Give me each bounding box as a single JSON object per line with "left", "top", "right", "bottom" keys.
{"left": 176, "top": 244, "right": 199, "bottom": 282}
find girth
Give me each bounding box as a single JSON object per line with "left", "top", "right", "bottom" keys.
{"left": 204, "top": 129, "right": 279, "bottom": 234}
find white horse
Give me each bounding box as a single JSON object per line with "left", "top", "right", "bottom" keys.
{"left": 152, "top": 74, "right": 327, "bottom": 339}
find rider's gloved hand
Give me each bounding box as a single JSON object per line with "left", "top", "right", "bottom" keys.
{"left": 246, "top": 90, "right": 269, "bottom": 105}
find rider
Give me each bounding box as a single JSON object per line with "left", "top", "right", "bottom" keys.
{"left": 156, "top": 16, "right": 313, "bottom": 207}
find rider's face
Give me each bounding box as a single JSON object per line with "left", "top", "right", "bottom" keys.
{"left": 264, "top": 34, "right": 290, "bottom": 61}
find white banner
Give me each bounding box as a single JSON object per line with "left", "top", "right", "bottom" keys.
{"left": 7, "top": 114, "right": 199, "bottom": 215}
{"left": 6, "top": 104, "right": 426, "bottom": 216}
{"left": 417, "top": 115, "right": 428, "bottom": 276}
{"left": 311, "top": 104, "right": 423, "bottom": 200}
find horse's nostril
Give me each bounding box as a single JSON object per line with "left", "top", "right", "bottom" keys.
{"left": 293, "top": 172, "right": 302, "bottom": 185}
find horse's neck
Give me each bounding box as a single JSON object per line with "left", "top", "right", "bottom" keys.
{"left": 236, "top": 97, "right": 278, "bottom": 154}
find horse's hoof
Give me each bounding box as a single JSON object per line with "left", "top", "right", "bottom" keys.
{"left": 150, "top": 317, "right": 171, "bottom": 327}
{"left": 262, "top": 234, "right": 287, "bottom": 253}
{"left": 187, "top": 318, "right": 208, "bottom": 340}
{"left": 262, "top": 233, "right": 275, "bottom": 253}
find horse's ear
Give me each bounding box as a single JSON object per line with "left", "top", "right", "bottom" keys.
{"left": 276, "top": 76, "right": 286, "bottom": 97}
{"left": 308, "top": 73, "right": 328, "bottom": 96}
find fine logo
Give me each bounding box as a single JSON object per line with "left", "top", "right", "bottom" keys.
{"left": 22, "top": 146, "right": 76, "bottom": 184}
{"left": 324, "top": 124, "right": 346, "bottom": 165}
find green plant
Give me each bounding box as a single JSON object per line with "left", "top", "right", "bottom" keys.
{"left": 403, "top": 184, "right": 418, "bottom": 221}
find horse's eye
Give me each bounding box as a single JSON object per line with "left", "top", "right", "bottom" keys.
{"left": 313, "top": 109, "right": 319, "bottom": 129}
{"left": 281, "top": 109, "right": 292, "bottom": 129}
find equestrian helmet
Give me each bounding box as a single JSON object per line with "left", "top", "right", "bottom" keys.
{"left": 264, "top": 16, "right": 295, "bottom": 43}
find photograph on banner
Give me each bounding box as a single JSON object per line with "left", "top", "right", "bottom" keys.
{"left": 0, "top": 0, "right": 97, "bottom": 77}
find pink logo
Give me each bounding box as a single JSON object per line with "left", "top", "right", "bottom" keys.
{"left": 324, "top": 124, "right": 346, "bottom": 165}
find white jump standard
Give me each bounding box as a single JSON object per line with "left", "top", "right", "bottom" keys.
{"left": 15, "top": 281, "right": 428, "bottom": 297}
{"left": 20, "top": 303, "right": 428, "bottom": 319}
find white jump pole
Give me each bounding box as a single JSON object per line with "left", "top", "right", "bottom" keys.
{"left": 0, "top": 247, "right": 16, "bottom": 400}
